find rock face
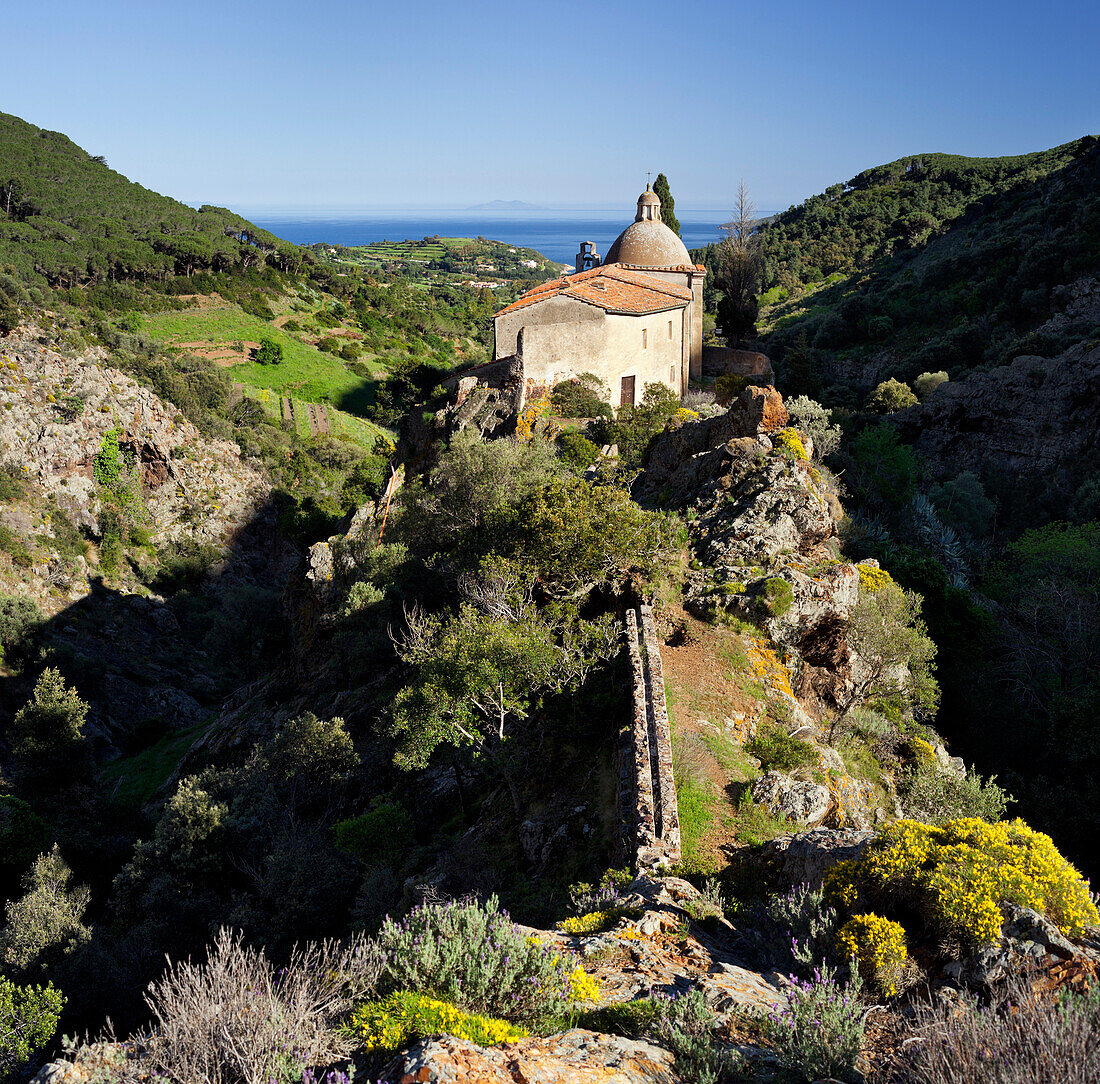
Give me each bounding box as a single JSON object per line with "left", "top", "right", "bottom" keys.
{"left": 0, "top": 329, "right": 267, "bottom": 548}
{"left": 751, "top": 771, "right": 831, "bottom": 826}
{"left": 893, "top": 341, "right": 1100, "bottom": 488}
{"left": 759, "top": 827, "right": 875, "bottom": 889}
{"left": 388, "top": 1030, "right": 679, "bottom": 1084}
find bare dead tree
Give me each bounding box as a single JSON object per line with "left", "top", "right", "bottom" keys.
{"left": 716, "top": 178, "right": 763, "bottom": 345}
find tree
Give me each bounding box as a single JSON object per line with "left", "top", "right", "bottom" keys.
{"left": 715, "top": 180, "right": 762, "bottom": 344}
{"left": 2, "top": 846, "right": 90, "bottom": 974}
{"left": 10, "top": 669, "right": 88, "bottom": 782}
{"left": 0, "top": 977, "right": 64, "bottom": 1079}
{"left": 390, "top": 602, "right": 612, "bottom": 816}
{"left": 865, "top": 378, "right": 918, "bottom": 413}
{"left": 256, "top": 338, "right": 284, "bottom": 365}
{"left": 845, "top": 580, "right": 939, "bottom": 719}
{"left": 652, "top": 173, "right": 680, "bottom": 236}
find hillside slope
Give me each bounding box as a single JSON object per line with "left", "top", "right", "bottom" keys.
{"left": 695, "top": 136, "right": 1100, "bottom": 401}
{"left": 0, "top": 110, "right": 300, "bottom": 288}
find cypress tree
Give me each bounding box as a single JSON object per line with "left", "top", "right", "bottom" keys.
{"left": 653, "top": 174, "right": 681, "bottom": 236}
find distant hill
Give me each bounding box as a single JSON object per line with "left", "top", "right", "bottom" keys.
{"left": 0, "top": 110, "right": 304, "bottom": 291}
{"left": 468, "top": 199, "right": 538, "bottom": 210}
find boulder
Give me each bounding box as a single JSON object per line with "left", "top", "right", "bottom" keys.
{"left": 386, "top": 1030, "right": 679, "bottom": 1084}
{"left": 760, "top": 827, "right": 875, "bottom": 889}
{"left": 751, "top": 771, "right": 831, "bottom": 826}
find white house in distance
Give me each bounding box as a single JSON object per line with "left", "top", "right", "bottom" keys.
{"left": 490, "top": 186, "right": 706, "bottom": 408}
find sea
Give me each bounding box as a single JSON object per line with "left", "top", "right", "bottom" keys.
{"left": 241, "top": 208, "right": 732, "bottom": 266}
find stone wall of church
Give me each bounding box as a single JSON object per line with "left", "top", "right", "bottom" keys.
{"left": 511, "top": 307, "right": 685, "bottom": 407}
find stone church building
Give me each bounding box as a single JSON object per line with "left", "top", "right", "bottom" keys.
{"left": 491, "top": 186, "right": 706, "bottom": 408}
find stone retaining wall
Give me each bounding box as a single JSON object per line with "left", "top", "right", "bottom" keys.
{"left": 622, "top": 606, "right": 681, "bottom": 870}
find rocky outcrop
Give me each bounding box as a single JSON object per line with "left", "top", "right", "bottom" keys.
{"left": 398, "top": 355, "right": 525, "bottom": 474}
{"left": 751, "top": 771, "right": 831, "bottom": 826}
{"left": 387, "top": 1030, "right": 679, "bottom": 1084}
{"left": 893, "top": 342, "right": 1100, "bottom": 487}
{"left": 758, "top": 827, "right": 875, "bottom": 889}
{"left": 0, "top": 329, "right": 266, "bottom": 550}
{"left": 546, "top": 874, "right": 784, "bottom": 1016}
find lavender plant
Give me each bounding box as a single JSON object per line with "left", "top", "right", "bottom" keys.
{"left": 650, "top": 989, "right": 739, "bottom": 1084}
{"left": 767, "top": 964, "right": 867, "bottom": 1084}
{"left": 376, "top": 895, "right": 572, "bottom": 1026}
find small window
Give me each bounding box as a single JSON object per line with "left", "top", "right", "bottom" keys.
{"left": 670, "top": 365, "right": 676, "bottom": 385}
{"left": 642, "top": 328, "right": 647, "bottom": 349}
{"left": 668, "top": 320, "right": 673, "bottom": 339}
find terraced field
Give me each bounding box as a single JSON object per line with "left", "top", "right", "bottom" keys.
{"left": 238, "top": 385, "right": 391, "bottom": 446}
{"left": 140, "top": 297, "right": 392, "bottom": 446}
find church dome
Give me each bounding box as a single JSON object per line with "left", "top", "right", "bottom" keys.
{"left": 604, "top": 185, "right": 692, "bottom": 268}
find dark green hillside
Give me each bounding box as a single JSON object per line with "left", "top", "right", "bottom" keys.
{"left": 0, "top": 111, "right": 303, "bottom": 289}
{"left": 693, "top": 136, "right": 1100, "bottom": 401}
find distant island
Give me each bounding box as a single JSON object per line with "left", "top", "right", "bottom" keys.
{"left": 468, "top": 199, "right": 539, "bottom": 210}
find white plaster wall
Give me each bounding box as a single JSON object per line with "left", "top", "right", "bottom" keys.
{"left": 493, "top": 295, "right": 603, "bottom": 360}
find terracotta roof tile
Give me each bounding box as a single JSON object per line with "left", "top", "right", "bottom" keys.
{"left": 494, "top": 266, "right": 692, "bottom": 318}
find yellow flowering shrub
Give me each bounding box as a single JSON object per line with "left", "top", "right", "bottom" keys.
{"left": 669, "top": 406, "right": 700, "bottom": 429}
{"left": 346, "top": 992, "right": 527, "bottom": 1052}
{"left": 826, "top": 818, "right": 1099, "bottom": 948}
{"left": 568, "top": 965, "right": 601, "bottom": 1003}
{"left": 836, "top": 913, "right": 908, "bottom": 997}
{"left": 772, "top": 428, "right": 808, "bottom": 461}
{"left": 556, "top": 909, "right": 615, "bottom": 935}
{"left": 908, "top": 737, "right": 937, "bottom": 767}
{"left": 515, "top": 397, "right": 560, "bottom": 443}
{"left": 858, "top": 564, "right": 894, "bottom": 592}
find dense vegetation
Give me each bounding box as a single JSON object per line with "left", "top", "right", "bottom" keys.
{"left": 2, "top": 115, "right": 1100, "bottom": 1082}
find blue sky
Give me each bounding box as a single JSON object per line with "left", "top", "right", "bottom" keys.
{"left": 2, "top": 0, "right": 1097, "bottom": 213}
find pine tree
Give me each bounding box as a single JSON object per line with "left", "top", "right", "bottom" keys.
{"left": 653, "top": 174, "right": 680, "bottom": 236}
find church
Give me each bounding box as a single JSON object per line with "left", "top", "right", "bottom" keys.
{"left": 491, "top": 186, "right": 706, "bottom": 408}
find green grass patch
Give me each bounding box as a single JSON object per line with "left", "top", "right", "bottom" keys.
{"left": 101, "top": 721, "right": 210, "bottom": 810}
{"left": 140, "top": 301, "right": 384, "bottom": 414}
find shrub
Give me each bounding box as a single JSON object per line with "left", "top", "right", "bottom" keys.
{"left": 0, "top": 798, "right": 48, "bottom": 882}
{"left": 2, "top": 846, "right": 90, "bottom": 973}
{"left": 567, "top": 868, "right": 630, "bottom": 915}
{"left": 10, "top": 669, "right": 88, "bottom": 780}
{"left": 757, "top": 577, "right": 793, "bottom": 618}
{"left": 347, "top": 991, "right": 527, "bottom": 1053}
{"left": 785, "top": 395, "right": 842, "bottom": 458}
{"left": 900, "top": 761, "right": 1011, "bottom": 824}
{"left": 333, "top": 802, "right": 414, "bottom": 867}
{"left": 848, "top": 423, "right": 921, "bottom": 505}
{"left": 0, "top": 977, "right": 64, "bottom": 1079}
{"left": 684, "top": 879, "right": 727, "bottom": 923}
{"left": 556, "top": 910, "right": 618, "bottom": 935}
{"left": 752, "top": 882, "right": 839, "bottom": 975}
{"left": 747, "top": 723, "right": 817, "bottom": 773}
{"left": 549, "top": 376, "right": 610, "bottom": 418}
{"left": 650, "top": 989, "right": 738, "bottom": 1084}
{"left": 556, "top": 429, "right": 600, "bottom": 471}
{"left": 825, "top": 817, "right": 1100, "bottom": 948}
{"left": 890, "top": 979, "right": 1100, "bottom": 1083}
{"left": 0, "top": 593, "right": 44, "bottom": 664}
{"left": 714, "top": 373, "right": 749, "bottom": 405}
{"left": 836, "top": 913, "right": 907, "bottom": 997}
{"left": 857, "top": 563, "right": 893, "bottom": 592}
{"left": 771, "top": 427, "right": 808, "bottom": 461}
{"left": 928, "top": 470, "right": 996, "bottom": 540}
{"left": 845, "top": 581, "right": 939, "bottom": 719}
{"left": 145, "top": 927, "right": 380, "bottom": 1084}
{"left": 265, "top": 712, "right": 357, "bottom": 790}
{"left": 913, "top": 370, "right": 949, "bottom": 398}
{"left": 376, "top": 896, "right": 573, "bottom": 1026}
{"left": 865, "top": 378, "right": 918, "bottom": 413}
{"left": 0, "top": 462, "right": 26, "bottom": 502}
{"left": 767, "top": 964, "right": 866, "bottom": 1084}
